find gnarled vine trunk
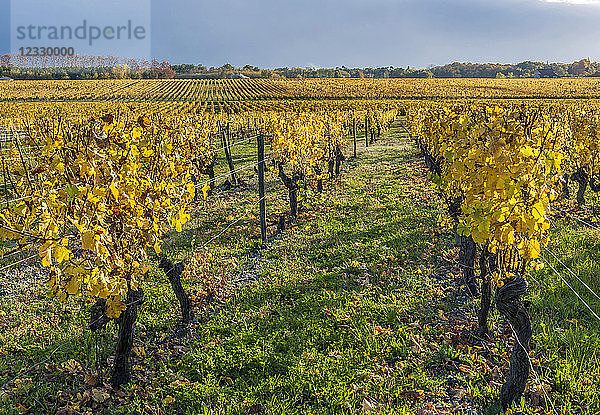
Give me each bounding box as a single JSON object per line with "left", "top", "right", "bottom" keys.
{"left": 158, "top": 258, "right": 193, "bottom": 335}
{"left": 571, "top": 167, "right": 589, "bottom": 206}
{"left": 193, "top": 157, "right": 216, "bottom": 198}
{"left": 328, "top": 156, "right": 335, "bottom": 178}
{"left": 289, "top": 187, "right": 298, "bottom": 218}
{"left": 458, "top": 234, "right": 478, "bottom": 297}
{"left": 561, "top": 174, "right": 570, "bottom": 199}
{"left": 495, "top": 276, "right": 532, "bottom": 410}
{"left": 314, "top": 166, "right": 324, "bottom": 193}
{"left": 89, "top": 298, "right": 111, "bottom": 332}
{"left": 111, "top": 288, "right": 144, "bottom": 389}
{"left": 447, "top": 197, "right": 477, "bottom": 296}
{"left": 334, "top": 146, "right": 345, "bottom": 176}
{"left": 207, "top": 166, "right": 215, "bottom": 195}
{"left": 278, "top": 164, "right": 301, "bottom": 220}
{"left": 478, "top": 275, "right": 492, "bottom": 338}
{"left": 477, "top": 247, "right": 496, "bottom": 337}
{"left": 420, "top": 141, "right": 441, "bottom": 176}
{"left": 276, "top": 214, "right": 286, "bottom": 236}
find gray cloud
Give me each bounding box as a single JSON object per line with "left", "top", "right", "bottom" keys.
{"left": 149, "top": 0, "right": 600, "bottom": 67}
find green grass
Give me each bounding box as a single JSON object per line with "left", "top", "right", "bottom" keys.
{"left": 1, "top": 125, "right": 600, "bottom": 414}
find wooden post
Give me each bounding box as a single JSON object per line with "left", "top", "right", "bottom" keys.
{"left": 327, "top": 130, "right": 334, "bottom": 177}
{"left": 328, "top": 128, "right": 331, "bottom": 159}
{"left": 258, "top": 133, "right": 267, "bottom": 244}
{"left": 352, "top": 118, "right": 357, "bottom": 158}
{"left": 222, "top": 122, "right": 237, "bottom": 185}
{"left": 364, "top": 115, "right": 369, "bottom": 147}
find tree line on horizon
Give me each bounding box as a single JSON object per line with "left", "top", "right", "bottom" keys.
{"left": 175, "top": 59, "right": 599, "bottom": 79}
{"left": 1, "top": 57, "right": 599, "bottom": 80}
{"left": 0, "top": 54, "right": 174, "bottom": 80}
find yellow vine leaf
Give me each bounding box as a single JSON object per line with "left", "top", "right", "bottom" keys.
{"left": 109, "top": 181, "right": 119, "bottom": 199}
{"left": 82, "top": 231, "right": 96, "bottom": 251}
{"left": 202, "top": 183, "right": 210, "bottom": 200}
{"left": 106, "top": 296, "right": 127, "bottom": 319}
{"left": 153, "top": 241, "right": 162, "bottom": 254}
{"left": 54, "top": 245, "right": 70, "bottom": 264}
{"left": 65, "top": 276, "right": 81, "bottom": 295}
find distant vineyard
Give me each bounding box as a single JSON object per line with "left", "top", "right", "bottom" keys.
{"left": 3, "top": 78, "right": 600, "bottom": 102}
{"left": 0, "top": 79, "right": 288, "bottom": 102}
{"left": 0, "top": 100, "right": 405, "bottom": 122}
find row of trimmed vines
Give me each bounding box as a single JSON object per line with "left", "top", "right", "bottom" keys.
{"left": 407, "top": 101, "right": 600, "bottom": 409}
{"left": 0, "top": 105, "right": 398, "bottom": 390}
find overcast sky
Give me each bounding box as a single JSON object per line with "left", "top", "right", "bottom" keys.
{"left": 1, "top": 0, "right": 600, "bottom": 68}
